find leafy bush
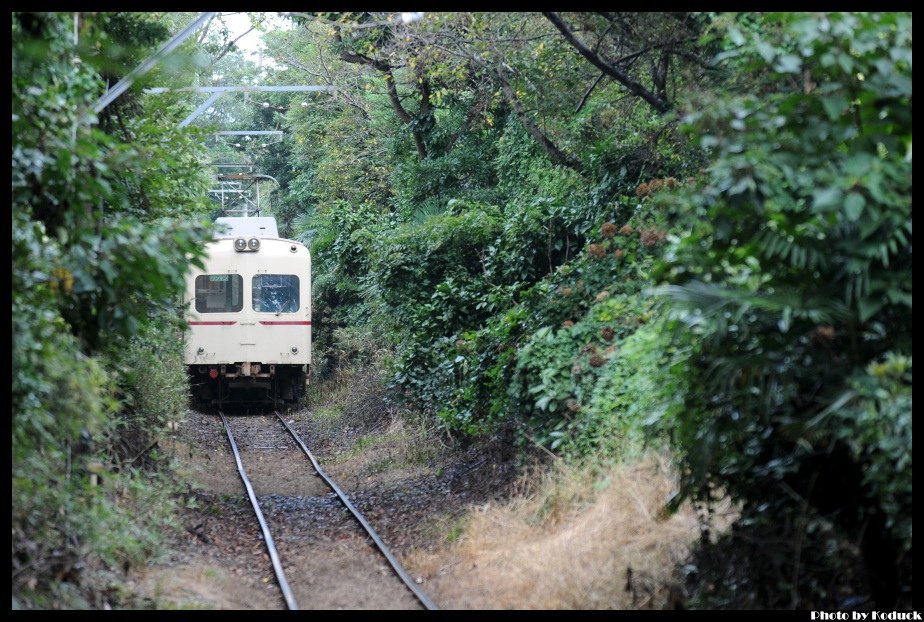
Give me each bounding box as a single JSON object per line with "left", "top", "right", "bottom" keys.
{"left": 396, "top": 181, "right": 683, "bottom": 453}
{"left": 249, "top": 9, "right": 910, "bottom": 610}
{"left": 12, "top": 12, "right": 212, "bottom": 607}
{"left": 373, "top": 204, "right": 503, "bottom": 316}
{"left": 106, "top": 309, "right": 192, "bottom": 466}
{"left": 654, "top": 12, "right": 912, "bottom": 607}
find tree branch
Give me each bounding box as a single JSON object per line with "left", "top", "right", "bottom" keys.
{"left": 543, "top": 12, "right": 670, "bottom": 113}
{"left": 445, "top": 93, "right": 489, "bottom": 154}
{"left": 196, "top": 14, "right": 216, "bottom": 44}
{"left": 383, "top": 70, "right": 412, "bottom": 123}
{"left": 575, "top": 72, "right": 606, "bottom": 114}
{"left": 334, "top": 29, "right": 392, "bottom": 72}
{"left": 495, "top": 67, "right": 581, "bottom": 172}
{"left": 385, "top": 70, "right": 427, "bottom": 159}
{"left": 332, "top": 28, "right": 427, "bottom": 159}
{"left": 653, "top": 49, "right": 670, "bottom": 101}
{"left": 208, "top": 24, "right": 258, "bottom": 69}
{"left": 416, "top": 65, "right": 431, "bottom": 119}
{"left": 278, "top": 53, "right": 370, "bottom": 120}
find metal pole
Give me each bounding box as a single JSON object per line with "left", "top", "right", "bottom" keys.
{"left": 214, "top": 131, "right": 283, "bottom": 136}
{"left": 93, "top": 12, "right": 216, "bottom": 114}
{"left": 146, "top": 85, "right": 335, "bottom": 93}
{"left": 179, "top": 90, "right": 225, "bottom": 128}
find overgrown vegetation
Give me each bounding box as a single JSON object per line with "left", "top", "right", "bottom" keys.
{"left": 12, "top": 12, "right": 214, "bottom": 608}
{"left": 406, "top": 452, "right": 706, "bottom": 609}
{"left": 243, "top": 11, "right": 911, "bottom": 609}
{"left": 653, "top": 13, "right": 912, "bottom": 608}
{"left": 13, "top": 10, "right": 912, "bottom": 610}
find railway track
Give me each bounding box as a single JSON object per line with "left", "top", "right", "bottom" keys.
{"left": 217, "top": 409, "right": 438, "bottom": 611}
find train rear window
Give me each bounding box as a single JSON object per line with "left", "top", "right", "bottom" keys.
{"left": 195, "top": 274, "right": 243, "bottom": 313}
{"left": 253, "top": 275, "right": 299, "bottom": 313}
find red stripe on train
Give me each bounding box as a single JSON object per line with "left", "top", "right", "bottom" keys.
{"left": 188, "top": 321, "right": 237, "bottom": 325}
{"left": 258, "top": 321, "right": 312, "bottom": 325}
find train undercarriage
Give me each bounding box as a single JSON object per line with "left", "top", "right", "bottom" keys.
{"left": 188, "top": 363, "right": 308, "bottom": 406}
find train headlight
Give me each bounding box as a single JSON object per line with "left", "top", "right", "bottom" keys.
{"left": 248, "top": 237, "right": 261, "bottom": 251}
{"left": 291, "top": 346, "right": 299, "bottom": 354}
{"left": 234, "top": 238, "right": 247, "bottom": 252}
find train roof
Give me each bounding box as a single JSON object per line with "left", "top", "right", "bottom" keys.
{"left": 214, "top": 217, "right": 279, "bottom": 238}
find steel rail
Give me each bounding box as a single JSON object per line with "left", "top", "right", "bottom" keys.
{"left": 219, "top": 411, "right": 299, "bottom": 610}
{"left": 274, "top": 412, "right": 439, "bottom": 611}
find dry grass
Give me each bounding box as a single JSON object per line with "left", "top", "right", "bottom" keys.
{"left": 308, "top": 361, "right": 445, "bottom": 482}
{"left": 407, "top": 451, "right": 718, "bottom": 610}
{"left": 310, "top": 361, "right": 398, "bottom": 431}
{"left": 326, "top": 415, "right": 438, "bottom": 476}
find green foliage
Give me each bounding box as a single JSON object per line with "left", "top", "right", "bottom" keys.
{"left": 832, "top": 354, "right": 912, "bottom": 550}
{"left": 499, "top": 194, "right": 677, "bottom": 450}
{"left": 374, "top": 206, "right": 504, "bottom": 419}
{"left": 11, "top": 241, "right": 184, "bottom": 607}
{"left": 374, "top": 205, "right": 502, "bottom": 315}
{"left": 108, "top": 308, "right": 192, "bottom": 452}
{"left": 654, "top": 12, "right": 912, "bottom": 607}
{"left": 12, "top": 12, "right": 213, "bottom": 607}
{"left": 272, "top": 12, "right": 696, "bottom": 455}
{"left": 390, "top": 128, "right": 501, "bottom": 219}
{"left": 185, "top": 10, "right": 913, "bottom": 608}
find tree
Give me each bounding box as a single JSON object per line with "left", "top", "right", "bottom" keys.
{"left": 655, "top": 12, "right": 912, "bottom": 607}
{"left": 543, "top": 12, "right": 711, "bottom": 114}
{"left": 12, "top": 12, "right": 213, "bottom": 606}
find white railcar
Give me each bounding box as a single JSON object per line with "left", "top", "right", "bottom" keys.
{"left": 183, "top": 217, "right": 311, "bottom": 405}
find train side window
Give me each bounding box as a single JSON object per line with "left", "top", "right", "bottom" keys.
{"left": 252, "top": 275, "right": 299, "bottom": 313}
{"left": 195, "top": 274, "right": 243, "bottom": 313}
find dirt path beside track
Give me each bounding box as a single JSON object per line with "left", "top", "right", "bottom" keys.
{"left": 125, "top": 398, "right": 516, "bottom": 610}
